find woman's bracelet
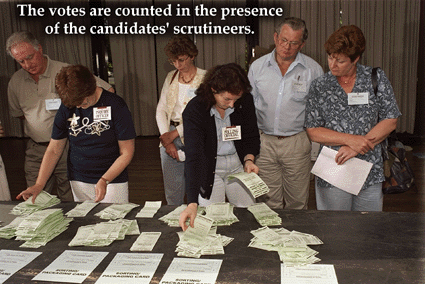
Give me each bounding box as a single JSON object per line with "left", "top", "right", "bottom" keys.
{"left": 244, "top": 158, "right": 254, "bottom": 165}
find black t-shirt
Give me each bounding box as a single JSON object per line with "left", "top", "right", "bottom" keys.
{"left": 52, "top": 90, "right": 136, "bottom": 183}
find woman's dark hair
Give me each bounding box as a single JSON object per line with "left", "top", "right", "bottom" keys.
{"left": 196, "top": 63, "right": 252, "bottom": 109}
{"left": 325, "top": 25, "right": 366, "bottom": 62}
{"left": 165, "top": 35, "right": 198, "bottom": 60}
{"left": 55, "top": 65, "right": 96, "bottom": 108}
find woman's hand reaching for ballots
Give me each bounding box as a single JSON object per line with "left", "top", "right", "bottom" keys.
{"left": 16, "top": 184, "right": 44, "bottom": 204}
{"left": 179, "top": 203, "right": 198, "bottom": 231}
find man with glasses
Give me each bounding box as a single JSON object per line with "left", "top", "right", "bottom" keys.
{"left": 6, "top": 31, "right": 113, "bottom": 201}
{"left": 248, "top": 17, "right": 323, "bottom": 210}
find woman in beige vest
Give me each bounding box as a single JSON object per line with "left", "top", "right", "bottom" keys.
{"left": 156, "top": 35, "right": 206, "bottom": 205}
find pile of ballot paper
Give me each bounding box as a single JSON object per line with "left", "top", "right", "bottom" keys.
{"left": 0, "top": 217, "right": 25, "bottom": 239}
{"left": 94, "top": 203, "right": 139, "bottom": 220}
{"left": 228, "top": 172, "right": 270, "bottom": 198}
{"left": 158, "top": 205, "right": 187, "bottom": 227}
{"left": 136, "top": 201, "right": 162, "bottom": 218}
{"left": 0, "top": 208, "right": 72, "bottom": 248}
{"left": 249, "top": 226, "right": 323, "bottom": 265}
{"left": 10, "top": 191, "right": 61, "bottom": 216}
{"left": 65, "top": 201, "right": 98, "bottom": 218}
{"left": 69, "top": 218, "right": 140, "bottom": 247}
{"left": 248, "top": 202, "right": 282, "bottom": 226}
{"left": 175, "top": 214, "right": 234, "bottom": 258}
{"left": 204, "top": 203, "right": 239, "bottom": 226}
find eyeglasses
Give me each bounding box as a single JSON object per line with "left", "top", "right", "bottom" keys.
{"left": 168, "top": 55, "right": 189, "bottom": 65}
{"left": 277, "top": 37, "right": 303, "bottom": 48}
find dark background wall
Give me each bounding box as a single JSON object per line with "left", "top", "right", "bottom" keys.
{"left": 415, "top": 0, "right": 425, "bottom": 138}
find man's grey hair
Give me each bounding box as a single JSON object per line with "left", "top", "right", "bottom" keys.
{"left": 275, "top": 17, "right": 308, "bottom": 42}
{"left": 6, "top": 31, "right": 40, "bottom": 57}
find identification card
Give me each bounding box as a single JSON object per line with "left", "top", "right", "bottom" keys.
{"left": 93, "top": 106, "right": 112, "bottom": 121}
{"left": 348, "top": 92, "right": 369, "bottom": 105}
{"left": 222, "top": 125, "right": 241, "bottom": 141}
{"left": 45, "top": 98, "right": 61, "bottom": 110}
{"left": 292, "top": 81, "right": 307, "bottom": 92}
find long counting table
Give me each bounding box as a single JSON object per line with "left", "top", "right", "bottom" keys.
{"left": 0, "top": 202, "right": 424, "bottom": 283}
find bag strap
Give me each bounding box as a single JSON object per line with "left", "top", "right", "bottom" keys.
{"left": 371, "top": 67, "right": 379, "bottom": 95}
{"left": 374, "top": 67, "right": 389, "bottom": 160}
{"left": 170, "top": 70, "right": 179, "bottom": 85}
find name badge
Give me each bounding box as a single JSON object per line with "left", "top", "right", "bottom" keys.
{"left": 348, "top": 92, "right": 369, "bottom": 105}
{"left": 222, "top": 125, "right": 241, "bottom": 141}
{"left": 45, "top": 98, "right": 61, "bottom": 110}
{"left": 187, "top": 88, "right": 196, "bottom": 98}
{"left": 292, "top": 81, "right": 307, "bottom": 92}
{"left": 93, "top": 106, "right": 111, "bottom": 121}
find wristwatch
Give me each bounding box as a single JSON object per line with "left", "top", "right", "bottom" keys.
{"left": 100, "top": 177, "right": 110, "bottom": 185}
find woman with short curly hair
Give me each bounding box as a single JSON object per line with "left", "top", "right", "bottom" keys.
{"left": 156, "top": 35, "right": 206, "bottom": 206}
{"left": 305, "top": 25, "right": 401, "bottom": 211}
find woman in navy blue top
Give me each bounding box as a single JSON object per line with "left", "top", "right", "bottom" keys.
{"left": 17, "top": 65, "right": 136, "bottom": 203}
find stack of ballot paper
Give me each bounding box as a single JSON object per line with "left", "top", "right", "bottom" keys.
{"left": 248, "top": 202, "right": 282, "bottom": 226}
{"left": 249, "top": 226, "right": 323, "bottom": 265}
{"left": 94, "top": 203, "right": 139, "bottom": 220}
{"left": 158, "top": 204, "right": 188, "bottom": 227}
{"left": 10, "top": 191, "right": 61, "bottom": 216}
{"left": 228, "top": 172, "right": 270, "bottom": 198}
{"left": 69, "top": 218, "right": 139, "bottom": 247}
{"left": 0, "top": 216, "right": 25, "bottom": 239}
{"left": 65, "top": 201, "right": 98, "bottom": 217}
{"left": 175, "top": 215, "right": 234, "bottom": 258}
{"left": 0, "top": 208, "right": 72, "bottom": 248}
{"left": 204, "top": 202, "right": 239, "bottom": 226}
{"left": 136, "top": 201, "right": 162, "bottom": 218}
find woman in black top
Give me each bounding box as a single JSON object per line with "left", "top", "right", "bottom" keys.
{"left": 179, "top": 63, "right": 260, "bottom": 230}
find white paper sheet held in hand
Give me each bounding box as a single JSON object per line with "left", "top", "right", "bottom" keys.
{"left": 311, "top": 146, "right": 373, "bottom": 195}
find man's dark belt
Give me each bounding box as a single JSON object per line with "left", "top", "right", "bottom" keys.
{"left": 170, "top": 121, "right": 180, "bottom": 127}
{"left": 32, "top": 139, "right": 49, "bottom": 147}
{"left": 260, "top": 131, "right": 293, "bottom": 140}
{"left": 276, "top": 135, "right": 291, "bottom": 140}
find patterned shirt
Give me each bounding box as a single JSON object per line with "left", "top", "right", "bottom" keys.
{"left": 305, "top": 64, "right": 401, "bottom": 189}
